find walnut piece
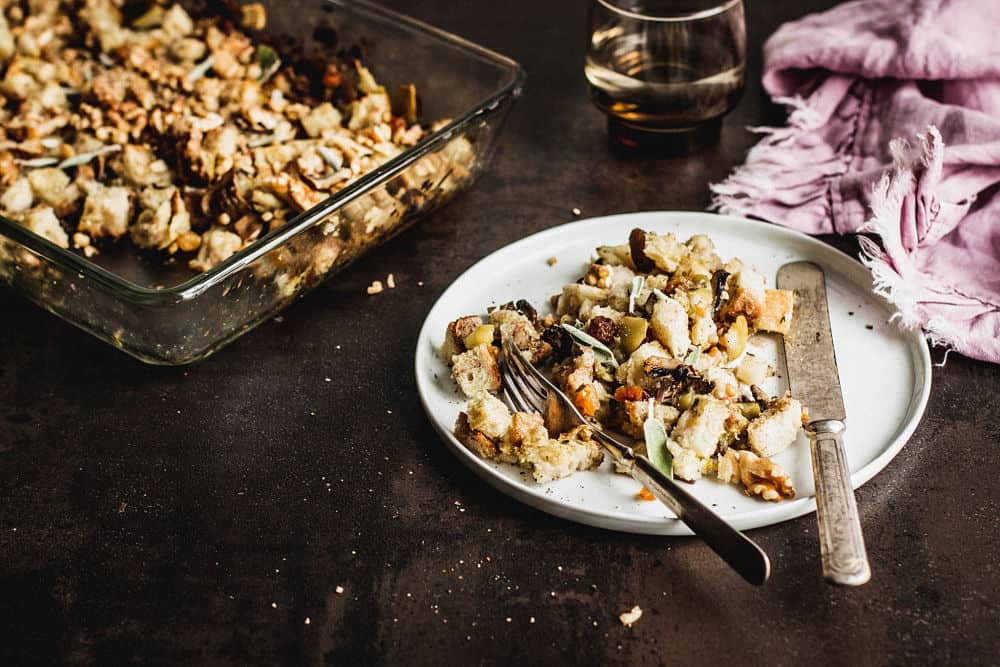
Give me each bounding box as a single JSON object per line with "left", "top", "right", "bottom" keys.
{"left": 717, "top": 448, "right": 794, "bottom": 501}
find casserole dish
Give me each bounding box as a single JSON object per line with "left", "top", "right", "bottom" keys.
{"left": 0, "top": 0, "right": 524, "bottom": 364}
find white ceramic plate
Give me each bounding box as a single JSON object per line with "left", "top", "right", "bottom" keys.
{"left": 414, "top": 212, "right": 932, "bottom": 535}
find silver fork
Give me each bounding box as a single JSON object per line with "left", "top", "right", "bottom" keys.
{"left": 500, "top": 334, "right": 771, "bottom": 586}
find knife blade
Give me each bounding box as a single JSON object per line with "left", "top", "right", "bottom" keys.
{"left": 777, "top": 261, "right": 871, "bottom": 586}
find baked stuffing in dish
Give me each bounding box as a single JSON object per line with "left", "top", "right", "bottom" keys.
{"left": 0, "top": 0, "right": 468, "bottom": 275}
{"left": 444, "top": 228, "right": 805, "bottom": 501}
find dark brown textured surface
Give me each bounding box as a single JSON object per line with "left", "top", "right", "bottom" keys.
{"left": 2, "top": 1, "right": 999, "bottom": 665}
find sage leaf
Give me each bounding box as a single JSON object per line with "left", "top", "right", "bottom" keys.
{"left": 561, "top": 323, "right": 619, "bottom": 369}
{"left": 643, "top": 400, "right": 672, "bottom": 478}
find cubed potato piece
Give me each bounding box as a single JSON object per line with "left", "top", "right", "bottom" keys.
{"left": 672, "top": 396, "right": 729, "bottom": 458}
{"left": 451, "top": 343, "right": 501, "bottom": 397}
{"left": 747, "top": 396, "right": 803, "bottom": 458}
{"left": 440, "top": 315, "right": 483, "bottom": 362}
{"left": 1, "top": 177, "right": 33, "bottom": 213}
{"left": 650, "top": 296, "right": 690, "bottom": 357}
{"left": 517, "top": 424, "right": 603, "bottom": 484}
{"left": 735, "top": 355, "right": 770, "bottom": 385}
{"left": 22, "top": 206, "right": 68, "bottom": 248}
{"left": 78, "top": 183, "right": 132, "bottom": 239}
{"left": 642, "top": 232, "right": 687, "bottom": 273}
{"left": 466, "top": 390, "right": 512, "bottom": 441}
{"left": 301, "top": 103, "right": 344, "bottom": 138}
{"left": 756, "top": 289, "right": 794, "bottom": 334}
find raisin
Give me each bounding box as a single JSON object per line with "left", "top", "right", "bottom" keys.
{"left": 586, "top": 316, "right": 618, "bottom": 346}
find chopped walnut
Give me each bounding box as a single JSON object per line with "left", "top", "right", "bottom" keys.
{"left": 717, "top": 448, "right": 795, "bottom": 501}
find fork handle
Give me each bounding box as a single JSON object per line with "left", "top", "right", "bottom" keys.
{"left": 628, "top": 455, "right": 771, "bottom": 586}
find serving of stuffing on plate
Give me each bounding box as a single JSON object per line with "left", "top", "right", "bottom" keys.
{"left": 442, "top": 228, "right": 805, "bottom": 502}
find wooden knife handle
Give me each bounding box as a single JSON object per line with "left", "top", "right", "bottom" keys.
{"left": 808, "top": 420, "right": 871, "bottom": 586}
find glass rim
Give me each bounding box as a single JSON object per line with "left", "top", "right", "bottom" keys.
{"left": 594, "top": 0, "right": 742, "bottom": 22}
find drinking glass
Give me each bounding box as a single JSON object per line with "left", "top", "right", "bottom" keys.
{"left": 586, "top": 0, "right": 746, "bottom": 154}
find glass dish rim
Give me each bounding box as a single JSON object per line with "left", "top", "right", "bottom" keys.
{"left": 0, "top": 0, "right": 525, "bottom": 305}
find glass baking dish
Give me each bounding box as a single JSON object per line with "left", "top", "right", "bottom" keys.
{"left": 0, "top": 0, "right": 523, "bottom": 364}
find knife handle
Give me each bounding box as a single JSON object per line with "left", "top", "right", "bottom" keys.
{"left": 808, "top": 420, "right": 872, "bottom": 586}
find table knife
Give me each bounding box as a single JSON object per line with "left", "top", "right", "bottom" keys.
{"left": 776, "top": 261, "right": 872, "bottom": 586}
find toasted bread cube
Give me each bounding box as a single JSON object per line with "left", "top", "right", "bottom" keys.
{"left": 454, "top": 412, "right": 499, "bottom": 461}
{"left": 301, "top": 102, "right": 343, "bottom": 138}
{"left": 756, "top": 289, "right": 794, "bottom": 335}
{"left": 500, "top": 411, "right": 548, "bottom": 463}
{"left": 27, "top": 168, "right": 70, "bottom": 208}
{"left": 672, "top": 396, "right": 729, "bottom": 458}
{"left": 595, "top": 243, "right": 634, "bottom": 268}
{"left": 706, "top": 366, "right": 739, "bottom": 401}
{"left": 441, "top": 315, "right": 484, "bottom": 362}
{"left": 747, "top": 395, "right": 803, "bottom": 458}
{"left": 451, "top": 343, "right": 501, "bottom": 397}
{"left": 188, "top": 227, "right": 241, "bottom": 272}
{"left": 555, "top": 283, "right": 609, "bottom": 319}
{"left": 642, "top": 231, "right": 688, "bottom": 273}
{"left": 78, "top": 183, "right": 132, "bottom": 239}
{"left": 489, "top": 309, "right": 552, "bottom": 364}
{"left": 1, "top": 177, "right": 33, "bottom": 214}
{"left": 517, "top": 424, "right": 603, "bottom": 484}
{"left": 722, "top": 268, "right": 767, "bottom": 322}
{"left": 650, "top": 296, "right": 690, "bottom": 357}
{"left": 667, "top": 439, "right": 703, "bottom": 482}
{"left": 22, "top": 206, "right": 68, "bottom": 248}
{"left": 616, "top": 341, "right": 667, "bottom": 389}
{"left": 466, "top": 390, "right": 512, "bottom": 441}
{"left": 620, "top": 399, "right": 680, "bottom": 439}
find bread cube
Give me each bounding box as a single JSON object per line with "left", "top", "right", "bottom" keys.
{"left": 650, "top": 296, "right": 690, "bottom": 357}
{"left": 747, "top": 396, "right": 803, "bottom": 458}
{"left": 451, "top": 343, "right": 501, "bottom": 397}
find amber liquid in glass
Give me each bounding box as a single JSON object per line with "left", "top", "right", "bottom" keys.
{"left": 586, "top": 7, "right": 745, "bottom": 152}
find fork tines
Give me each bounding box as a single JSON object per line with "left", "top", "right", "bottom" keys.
{"left": 500, "top": 334, "right": 547, "bottom": 414}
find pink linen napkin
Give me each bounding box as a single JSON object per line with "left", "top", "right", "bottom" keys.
{"left": 710, "top": 0, "right": 1000, "bottom": 363}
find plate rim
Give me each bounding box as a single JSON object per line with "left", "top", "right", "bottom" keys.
{"left": 414, "top": 211, "right": 933, "bottom": 535}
